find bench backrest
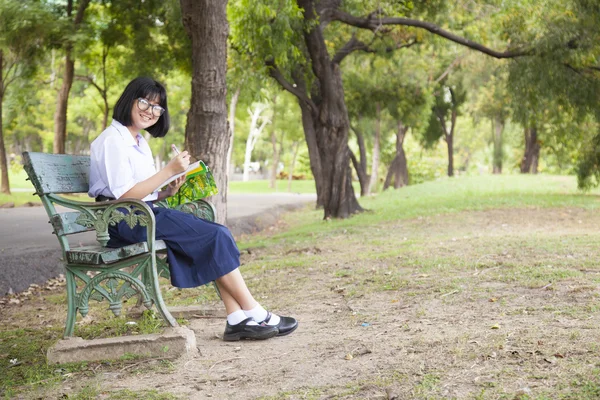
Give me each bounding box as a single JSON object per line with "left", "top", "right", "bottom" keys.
{"left": 22, "top": 152, "right": 94, "bottom": 249}
{"left": 22, "top": 152, "right": 90, "bottom": 195}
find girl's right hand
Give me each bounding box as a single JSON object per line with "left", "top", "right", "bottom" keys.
{"left": 166, "top": 151, "right": 190, "bottom": 175}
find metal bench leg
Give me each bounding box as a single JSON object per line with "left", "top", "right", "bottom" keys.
{"left": 147, "top": 259, "right": 178, "bottom": 328}
{"left": 64, "top": 269, "right": 78, "bottom": 337}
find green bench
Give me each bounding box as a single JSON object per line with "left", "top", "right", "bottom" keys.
{"left": 22, "top": 151, "right": 216, "bottom": 338}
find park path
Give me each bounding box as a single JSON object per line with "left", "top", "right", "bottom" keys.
{"left": 0, "top": 193, "right": 316, "bottom": 295}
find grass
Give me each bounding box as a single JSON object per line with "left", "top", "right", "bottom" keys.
{"left": 244, "top": 174, "right": 600, "bottom": 247}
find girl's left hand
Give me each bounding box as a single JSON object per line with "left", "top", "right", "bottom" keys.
{"left": 164, "top": 175, "right": 186, "bottom": 197}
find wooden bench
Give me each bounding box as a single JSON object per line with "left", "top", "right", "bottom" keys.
{"left": 22, "top": 152, "right": 217, "bottom": 338}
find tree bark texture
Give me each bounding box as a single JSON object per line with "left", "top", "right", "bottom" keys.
{"left": 181, "top": 0, "right": 230, "bottom": 224}
{"left": 0, "top": 50, "right": 10, "bottom": 194}
{"left": 275, "top": 0, "right": 362, "bottom": 218}
{"left": 53, "top": 0, "right": 91, "bottom": 154}
{"left": 520, "top": 126, "right": 540, "bottom": 174}
{"left": 492, "top": 116, "right": 504, "bottom": 174}
{"left": 384, "top": 121, "right": 409, "bottom": 190}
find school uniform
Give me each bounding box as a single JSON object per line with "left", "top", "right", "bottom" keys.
{"left": 88, "top": 119, "right": 240, "bottom": 288}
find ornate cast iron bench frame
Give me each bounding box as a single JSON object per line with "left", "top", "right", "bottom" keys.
{"left": 23, "top": 152, "right": 216, "bottom": 338}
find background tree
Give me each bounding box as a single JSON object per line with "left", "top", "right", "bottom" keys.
{"left": 0, "top": 0, "right": 52, "bottom": 193}
{"left": 423, "top": 78, "right": 467, "bottom": 177}
{"left": 230, "top": 0, "right": 532, "bottom": 219}
{"left": 52, "top": 0, "right": 91, "bottom": 154}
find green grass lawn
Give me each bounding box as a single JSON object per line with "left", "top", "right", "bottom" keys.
{"left": 250, "top": 174, "right": 600, "bottom": 246}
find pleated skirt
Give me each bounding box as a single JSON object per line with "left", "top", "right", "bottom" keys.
{"left": 107, "top": 205, "right": 240, "bottom": 288}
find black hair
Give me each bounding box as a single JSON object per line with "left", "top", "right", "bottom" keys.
{"left": 112, "top": 77, "right": 170, "bottom": 138}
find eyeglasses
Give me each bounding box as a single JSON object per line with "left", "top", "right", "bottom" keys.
{"left": 137, "top": 98, "right": 165, "bottom": 117}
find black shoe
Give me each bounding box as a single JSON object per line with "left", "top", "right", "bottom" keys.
{"left": 260, "top": 312, "right": 298, "bottom": 336}
{"left": 223, "top": 317, "right": 278, "bottom": 341}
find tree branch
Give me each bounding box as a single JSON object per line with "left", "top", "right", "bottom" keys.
{"left": 74, "top": 0, "right": 91, "bottom": 26}
{"left": 266, "top": 59, "right": 317, "bottom": 112}
{"left": 434, "top": 53, "right": 466, "bottom": 84}
{"left": 75, "top": 75, "right": 105, "bottom": 95}
{"left": 329, "top": 9, "right": 530, "bottom": 59}
{"left": 332, "top": 33, "right": 418, "bottom": 64}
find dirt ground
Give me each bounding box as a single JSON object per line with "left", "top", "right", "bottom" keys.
{"left": 3, "top": 207, "right": 600, "bottom": 399}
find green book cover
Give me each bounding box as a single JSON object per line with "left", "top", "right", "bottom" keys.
{"left": 166, "top": 161, "right": 219, "bottom": 207}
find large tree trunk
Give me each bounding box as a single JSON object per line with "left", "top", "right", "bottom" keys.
{"left": 293, "top": 0, "right": 362, "bottom": 218}
{"left": 520, "top": 126, "right": 540, "bottom": 174}
{"left": 0, "top": 50, "right": 10, "bottom": 194}
{"left": 368, "top": 103, "right": 381, "bottom": 193}
{"left": 53, "top": 0, "right": 90, "bottom": 154}
{"left": 492, "top": 116, "right": 504, "bottom": 174}
{"left": 181, "top": 0, "right": 230, "bottom": 224}
{"left": 384, "top": 121, "right": 409, "bottom": 190}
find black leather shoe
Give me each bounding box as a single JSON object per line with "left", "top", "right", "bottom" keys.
{"left": 260, "top": 312, "right": 298, "bottom": 336}
{"left": 223, "top": 317, "right": 278, "bottom": 341}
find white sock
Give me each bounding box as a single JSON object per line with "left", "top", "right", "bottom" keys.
{"left": 227, "top": 309, "right": 257, "bottom": 325}
{"left": 244, "top": 304, "right": 281, "bottom": 326}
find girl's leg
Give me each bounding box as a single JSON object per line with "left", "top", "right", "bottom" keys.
{"left": 215, "top": 268, "right": 258, "bottom": 311}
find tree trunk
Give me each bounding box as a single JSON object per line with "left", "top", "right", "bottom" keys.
{"left": 290, "top": 0, "right": 362, "bottom": 218}
{"left": 226, "top": 86, "right": 241, "bottom": 181}
{"left": 0, "top": 50, "right": 10, "bottom": 194}
{"left": 447, "top": 109, "right": 457, "bottom": 177}
{"left": 53, "top": 0, "right": 91, "bottom": 154}
{"left": 350, "top": 125, "right": 371, "bottom": 196}
{"left": 269, "top": 94, "right": 279, "bottom": 189}
{"left": 288, "top": 141, "right": 300, "bottom": 192}
{"left": 242, "top": 104, "right": 268, "bottom": 182}
{"left": 492, "top": 116, "right": 504, "bottom": 174}
{"left": 53, "top": 48, "right": 74, "bottom": 154}
{"left": 520, "top": 126, "right": 540, "bottom": 174}
{"left": 368, "top": 103, "right": 381, "bottom": 193}
{"left": 384, "top": 121, "right": 409, "bottom": 190}
{"left": 181, "top": 0, "right": 230, "bottom": 224}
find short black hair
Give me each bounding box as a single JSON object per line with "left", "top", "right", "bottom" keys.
{"left": 112, "top": 77, "right": 170, "bottom": 138}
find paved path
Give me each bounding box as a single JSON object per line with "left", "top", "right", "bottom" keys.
{"left": 0, "top": 193, "right": 316, "bottom": 295}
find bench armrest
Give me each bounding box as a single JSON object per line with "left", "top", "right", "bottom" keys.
{"left": 155, "top": 199, "right": 216, "bottom": 223}
{"left": 47, "top": 194, "right": 157, "bottom": 248}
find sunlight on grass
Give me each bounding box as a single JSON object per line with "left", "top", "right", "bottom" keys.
{"left": 245, "top": 174, "right": 600, "bottom": 247}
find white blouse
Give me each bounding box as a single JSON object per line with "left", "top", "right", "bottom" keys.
{"left": 88, "top": 119, "right": 159, "bottom": 202}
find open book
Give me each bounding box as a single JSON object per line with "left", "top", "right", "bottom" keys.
{"left": 157, "top": 161, "right": 203, "bottom": 189}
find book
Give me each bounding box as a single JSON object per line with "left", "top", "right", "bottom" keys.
{"left": 161, "top": 160, "right": 219, "bottom": 207}
{"left": 157, "top": 161, "right": 203, "bottom": 189}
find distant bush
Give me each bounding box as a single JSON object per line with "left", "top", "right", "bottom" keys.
{"left": 277, "top": 171, "right": 307, "bottom": 180}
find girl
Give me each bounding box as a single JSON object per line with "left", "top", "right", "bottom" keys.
{"left": 88, "top": 77, "right": 297, "bottom": 341}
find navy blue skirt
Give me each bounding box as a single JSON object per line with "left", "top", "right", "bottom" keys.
{"left": 107, "top": 205, "right": 240, "bottom": 288}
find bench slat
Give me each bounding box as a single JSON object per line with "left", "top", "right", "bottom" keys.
{"left": 66, "top": 240, "right": 167, "bottom": 265}
{"left": 23, "top": 152, "right": 90, "bottom": 194}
